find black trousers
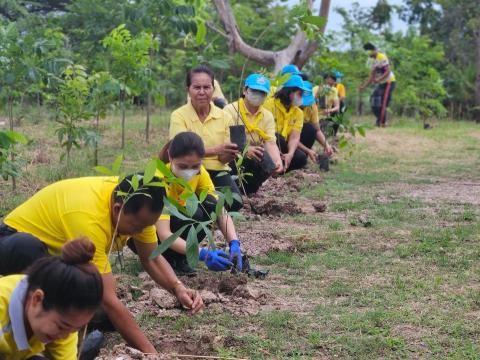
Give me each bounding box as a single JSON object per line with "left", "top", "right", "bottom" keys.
{"left": 230, "top": 157, "right": 271, "bottom": 196}
{"left": 300, "top": 122, "right": 316, "bottom": 150}
{"left": 127, "top": 196, "right": 217, "bottom": 267}
{"left": 206, "top": 169, "right": 243, "bottom": 211}
{"left": 162, "top": 195, "right": 216, "bottom": 265}
{"left": 0, "top": 223, "right": 49, "bottom": 275}
{"left": 371, "top": 81, "right": 396, "bottom": 126}
{"left": 276, "top": 133, "right": 307, "bottom": 172}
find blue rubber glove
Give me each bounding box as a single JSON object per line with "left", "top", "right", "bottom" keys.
{"left": 229, "top": 240, "right": 242, "bottom": 272}
{"left": 199, "top": 248, "right": 232, "bottom": 272}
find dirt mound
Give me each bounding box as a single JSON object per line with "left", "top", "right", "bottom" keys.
{"left": 248, "top": 197, "right": 304, "bottom": 216}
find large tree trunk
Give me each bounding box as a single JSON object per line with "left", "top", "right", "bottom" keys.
{"left": 213, "top": 0, "right": 331, "bottom": 72}
{"left": 475, "top": 28, "right": 480, "bottom": 123}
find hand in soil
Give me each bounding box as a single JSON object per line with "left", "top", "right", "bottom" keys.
{"left": 199, "top": 248, "right": 232, "bottom": 271}
{"left": 174, "top": 285, "right": 204, "bottom": 314}
{"left": 228, "top": 240, "right": 243, "bottom": 272}
{"left": 281, "top": 152, "right": 294, "bottom": 171}
{"left": 246, "top": 145, "right": 264, "bottom": 161}
{"left": 307, "top": 149, "right": 318, "bottom": 162}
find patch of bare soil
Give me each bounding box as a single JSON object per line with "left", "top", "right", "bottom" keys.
{"left": 407, "top": 180, "right": 480, "bottom": 205}
{"left": 391, "top": 324, "right": 433, "bottom": 355}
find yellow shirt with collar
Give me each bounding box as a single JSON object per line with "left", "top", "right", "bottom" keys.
{"left": 156, "top": 164, "right": 216, "bottom": 221}
{"left": 224, "top": 100, "right": 276, "bottom": 144}
{"left": 3, "top": 177, "right": 158, "bottom": 274}
{"left": 370, "top": 52, "right": 396, "bottom": 83}
{"left": 336, "top": 83, "right": 346, "bottom": 98}
{"left": 303, "top": 104, "right": 319, "bottom": 125}
{"left": 263, "top": 97, "right": 304, "bottom": 138}
{"left": 170, "top": 102, "right": 234, "bottom": 171}
{"left": 0, "top": 275, "right": 77, "bottom": 360}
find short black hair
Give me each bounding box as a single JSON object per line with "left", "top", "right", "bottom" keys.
{"left": 275, "top": 87, "right": 298, "bottom": 107}
{"left": 186, "top": 64, "right": 215, "bottom": 87}
{"left": 300, "top": 73, "right": 309, "bottom": 81}
{"left": 113, "top": 173, "right": 165, "bottom": 214}
{"left": 324, "top": 72, "right": 337, "bottom": 81}
{"left": 363, "top": 42, "right": 376, "bottom": 51}
{"left": 169, "top": 131, "right": 205, "bottom": 159}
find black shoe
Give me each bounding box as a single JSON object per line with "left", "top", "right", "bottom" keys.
{"left": 174, "top": 259, "right": 197, "bottom": 277}
{"left": 79, "top": 330, "right": 104, "bottom": 360}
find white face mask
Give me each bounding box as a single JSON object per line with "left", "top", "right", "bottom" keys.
{"left": 292, "top": 93, "right": 303, "bottom": 107}
{"left": 245, "top": 90, "right": 266, "bottom": 107}
{"left": 172, "top": 165, "right": 199, "bottom": 181}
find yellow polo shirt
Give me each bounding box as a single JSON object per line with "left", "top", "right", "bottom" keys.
{"left": 157, "top": 164, "right": 215, "bottom": 221}
{"left": 263, "top": 97, "right": 304, "bottom": 138}
{"left": 336, "top": 83, "right": 346, "bottom": 98}
{"left": 224, "top": 100, "right": 276, "bottom": 143}
{"left": 170, "top": 102, "right": 234, "bottom": 171}
{"left": 370, "top": 52, "right": 396, "bottom": 83}
{"left": 3, "top": 177, "right": 158, "bottom": 274}
{"left": 303, "top": 104, "right": 319, "bottom": 125}
{"left": 0, "top": 275, "right": 77, "bottom": 360}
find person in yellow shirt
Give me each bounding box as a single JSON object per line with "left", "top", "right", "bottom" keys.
{"left": 144, "top": 132, "right": 243, "bottom": 274}
{"left": 263, "top": 74, "right": 308, "bottom": 172}
{"left": 0, "top": 175, "right": 203, "bottom": 354}
{"left": 359, "top": 42, "right": 396, "bottom": 127}
{"left": 0, "top": 238, "right": 103, "bottom": 360}
{"left": 224, "top": 73, "right": 283, "bottom": 195}
{"left": 297, "top": 79, "right": 333, "bottom": 163}
{"left": 170, "top": 65, "right": 242, "bottom": 211}
{"left": 334, "top": 71, "right": 347, "bottom": 113}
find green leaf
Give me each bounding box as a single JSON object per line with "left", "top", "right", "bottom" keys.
{"left": 144, "top": 158, "right": 157, "bottom": 183}
{"left": 156, "top": 159, "right": 174, "bottom": 177}
{"left": 215, "top": 196, "right": 225, "bottom": 217}
{"left": 186, "top": 193, "right": 199, "bottom": 217}
{"left": 195, "top": 21, "right": 207, "bottom": 45}
{"left": 112, "top": 155, "right": 123, "bottom": 174}
{"left": 94, "top": 166, "right": 114, "bottom": 176}
{"left": 300, "top": 15, "right": 326, "bottom": 28}
{"left": 227, "top": 211, "right": 244, "bottom": 220}
{"left": 199, "top": 189, "right": 209, "bottom": 203}
{"left": 358, "top": 126, "right": 366, "bottom": 137}
{"left": 339, "top": 138, "right": 348, "bottom": 149}
{"left": 185, "top": 226, "right": 199, "bottom": 268}
{"left": 149, "top": 224, "right": 190, "bottom": 260}
{"left": 131, "top": 175, "right": 140, "bottom": 191}
{"left": 5, "top": 131, "right": 28, "bottom": 144}
{"left": 164, "top": 197, "right": 190, "bottom": 221}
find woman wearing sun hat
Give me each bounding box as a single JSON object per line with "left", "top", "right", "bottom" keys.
{"left": 263, "top": 74, "right": 309, "bottom": 172}
{"left": 297, "top": 80, "right": 333, "bottom": 163}
{"left": 224, "top": 73, "right": 283, "bottom": 195}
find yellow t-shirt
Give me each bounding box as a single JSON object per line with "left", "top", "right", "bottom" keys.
{"left": 302, "top": 104, "right": 319, "bottom": 125}
{"left": 263, "top": 97, "right": 304, "bottom": 138}
{"left": 169, "top": 102, "right": 234, "bottom": 171}
{"left": 370, "top": 52, "right": 396, "bottom": 83}
{"left": 4, "top": 177, "right": 158, "bottom": 274}
{"left": 0, "top": 275, "right": 77, "bottom": 360}
{"left": 315, "top": 86, "right": 339, "bottom": 113}
{"left": 336, "top": 83, "right": 346, "bottom": 98}
{"left": 224, "top": 100, "right": 276, "bottom": 144}
{"left": 157, "top": 164, "right": 215, "bottom": 221}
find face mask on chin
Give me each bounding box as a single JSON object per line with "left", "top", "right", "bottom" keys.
{"left": 172, "top": 164, "right": 199, "bottom": 181}
{"left": 245, "top": 91, "right": 266, "bottom": 107}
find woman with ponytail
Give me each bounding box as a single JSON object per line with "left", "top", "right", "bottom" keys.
{"left": 0, "top": 238, "right": 103, "bottom": 360}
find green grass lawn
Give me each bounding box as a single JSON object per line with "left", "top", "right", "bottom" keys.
{"left": 1, "top": 110, "right": 479, "bottom": 359}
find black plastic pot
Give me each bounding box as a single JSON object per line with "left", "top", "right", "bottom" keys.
{"left": 259, "top": 149, "right": 276, "bottom": 175}
{"left": 229, "top": 125, "right": 247, "bottom": 151}
{"left": 317, "top": 153, "right": 330, "bottom": 172}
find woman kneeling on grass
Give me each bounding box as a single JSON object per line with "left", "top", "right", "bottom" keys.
{"left": 156, "top": 131, "right": 243, "bottom": 275}
{"left": 224, "top": 73, "right": 283, "bottom": 195}
{"left": 0, "top": 238, "right": 103, "bottom": 360}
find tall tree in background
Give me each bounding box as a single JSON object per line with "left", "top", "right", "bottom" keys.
{"left": 213, "top": 0, "right": 331, "bottom": 72}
